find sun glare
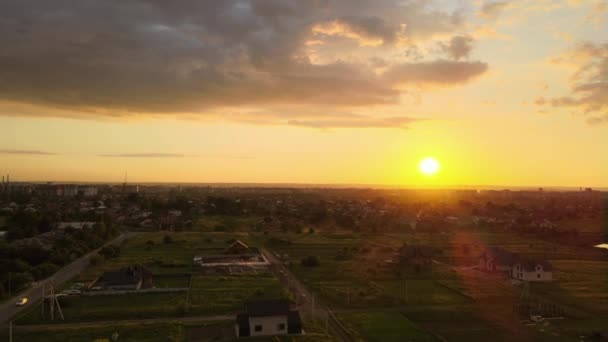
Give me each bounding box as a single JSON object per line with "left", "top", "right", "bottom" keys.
{"left": 419, "top": 157, "right": 440, "bottom": 176}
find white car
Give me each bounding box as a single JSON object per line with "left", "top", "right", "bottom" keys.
{"left": 15, "top": 297, "right": 28, "bottom": 306}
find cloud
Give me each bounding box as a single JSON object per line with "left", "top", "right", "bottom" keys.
{"left": 479, "top": 1, "right": 514, "bottom": 20}
{"left": 439, "top": 35, "right": 475, "bottom": 60}
{"left": 383, "top": 60, "right": 488, "bottom": 86}
{"left": 98, "top": 153, "right": 187, "bottom": 158}
{"left": 539, "top": 42, "right": 608, "bottom": 125}
{"left": 0, "top": 149, "right": 57, "bottom": 155}
{"left": 311, "top": 16, "right": 403, "bottom": 46}
{"left": 0, "top": 0, "right": 487, "bottom": 126}
{"left": 287, "top": 116, "right": 422, "bottom": 129}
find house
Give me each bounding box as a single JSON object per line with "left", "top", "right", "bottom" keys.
{"left": 479, "top": 247, "right": 553, "bottom": 282}
{"left": 512, "top": 259, "right": 553, "bottom": 282}
{"left": 91, "top": 265, "right": 152, "bottom": 290}
{"left": 479, "top": 247, "right": 519, "bottom": 273}
{"left": 236, "top": 299, "right": 302, "bottom": 338}
{"left": 224, "top": 240, "right": 250, "bottom": 254}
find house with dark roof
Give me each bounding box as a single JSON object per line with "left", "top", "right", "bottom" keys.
{"left": 90, "top": 264, "right": 153, "bottom": 290}
{"left": 225, "top": 240, "right": 250, "bottom": 255}
{"left": 235, "top": 299, "right": 302, "bottom": 338}
{"left": 479, "top": 247, "right": 553, "bottom": 282}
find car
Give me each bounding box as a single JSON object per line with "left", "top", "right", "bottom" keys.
{"left": 15, "top": 297, "right": 28, "bottom": 306}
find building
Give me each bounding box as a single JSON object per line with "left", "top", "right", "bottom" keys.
{"left": 90, "top": 265, "right": 152, "bottom": 290}
{"left": 512, "top": 259, "right": 553, "bottom": 282}
{"left": 479, "top": 247, "right": 553, "bottom": 282}
{"left": 225, "top": 240, "right": 250, "bottom": 254}
{"left": 236, "top": 299, "right": 302, "bottom": 338}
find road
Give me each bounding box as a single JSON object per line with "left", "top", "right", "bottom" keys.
{"left": 261, "top": 248, "right": 353, "bottom": 342}
{"left": 0, "top": 232, "right": 136, "bottom": 325}
{"left": 13, "top": 315, "right": 232, "bottom": 332}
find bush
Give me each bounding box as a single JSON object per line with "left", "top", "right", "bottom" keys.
{"left": 163, "top": 234, "right": 173, "bottom": 244}
{"left": 301, "top": 256, "right": 320, "bottom": 267}
{"left": 146, "top": 240, "right": 155, "bottom": 246}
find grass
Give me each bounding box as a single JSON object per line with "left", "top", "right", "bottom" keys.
{"left": 402, "top": 307, "right": 499, "bottom": 342}
{"left": 196, "top": 215, "right": 262, "bottom": 232}
{"left": 530, "top": 260, "right": 608, "bottom": 315}
{"left": 338, "top": 311, "right": 437, "bottom": 342}
{"left": 190, "top": 274, "right": 287, "bottom": 315}
{"left": 16, "top": 292, "right": 188, "bottom": 324}
{"left": 78, "top": 231, "right": 255, "bottom": 280}
{"left": 3, "top": 323, "right": 184, "bottom": 342}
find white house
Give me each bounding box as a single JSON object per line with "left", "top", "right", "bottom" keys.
{"left": 512, "top": 260, "right": 553, "bottom": 282}
{"left": 236, "top": 299, "right": 302, "bottom": 338}
{"left": 479, "top": 247, "right": 553, "bottom": 282}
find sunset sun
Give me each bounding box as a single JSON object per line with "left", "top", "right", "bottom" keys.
{"left": 419, "top": 157, "right": 440, "bottom": 176}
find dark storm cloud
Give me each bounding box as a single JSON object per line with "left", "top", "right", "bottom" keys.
{"left": 0, "top": 0, "right": 488, "bottom": 125}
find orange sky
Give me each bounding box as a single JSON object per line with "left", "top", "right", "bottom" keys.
{"left": 1, "top": 0, "right": 607, "bottom": 187}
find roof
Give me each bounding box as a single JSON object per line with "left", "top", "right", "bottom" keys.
{"left": 98, "top": 265, "right": 151, "bottom": 286}
{"left": 246, "top": 299, "right": 290, "bottom": 317}
{"left": 483, "top": 247, "right": 553, "bottom": 271}
{"left": 517, "top": 258, "right": 554, "bottom": 271}
{"left": 483, "top": 247, "right": 520, "bottom": 266}
{"left": 224, "top": 240, "right": 249, "bottom": 254}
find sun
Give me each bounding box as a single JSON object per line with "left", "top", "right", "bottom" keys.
{"left": 419, "top": 157, "right": 440, "bottom": 176}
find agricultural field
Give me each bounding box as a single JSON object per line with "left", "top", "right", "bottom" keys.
{"left": 531, "top": 260, "right": 608, "bottom": 315}
{"left": 4, "top": 323, "right": 184, "bottom": 342}
{"left": 195, "top": 215, "right": 262, "bottom": 232}
{"left": 189, "top": 274, "right": 287, "bottom": 315}
{"left": 16, "top": 231, "right": 290, "bottom": 324}
{"left": 264, "top": 232, "right": 471, "bottom": 309}
{"left": 78, "top": 231, "right": 256, "bottom": 280}
{"left": 402, "top": 307, "right": 501, "bottom": 342}
{"left": 16, "top": 292, "right": 188, "bottom": 324}
{"left": 338, "top": 311, "right": 437, "bottom": 342}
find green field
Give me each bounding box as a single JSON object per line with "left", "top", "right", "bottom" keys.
{"left": 190, "top": 274, "right": 287, "bottom": 315}
{"left": 4, "top": 323, "right": 185, "bottom": 342}
{"left": 17, "top": 292, "right": 188, "bottom": 324}
{"left": 196, "top": 215, "right": 262, "bottom": 232}
{"left": 338, "top": 311, "right": 437, "bottom": 342}
{"left": 531, "top": 260, "right": 608, "bottom": 315}
{"left": 78, "top": 231, "right": 255, "bottom": 280}
{"left": 265, "top": 232, "right": 470, "bottom": 308}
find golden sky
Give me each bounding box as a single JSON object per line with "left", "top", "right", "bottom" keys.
{"left": 1, "top": 0, "right": 607, "bottom": 187}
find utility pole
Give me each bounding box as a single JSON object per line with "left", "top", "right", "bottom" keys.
{"left": 311, "top": 295, "right": 315, "bottom": 321}
{"left": 8, "top": 272, "right": 11, "bottom": 297}
{"left": 41, "top": 284, "right": 45, "bottom": 318}
{"left": 9, "top": 320, "right": 12, "bottom": 342}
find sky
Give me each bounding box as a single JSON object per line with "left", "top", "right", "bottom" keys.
{"left": 0, "top": 0, "right": 607, "bottom": 188}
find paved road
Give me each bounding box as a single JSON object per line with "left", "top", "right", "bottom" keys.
{"left": 13, "top": 315, "right": 232, "bottom": 332}
{"left": 261, "top": 248, "right": 353, "bottom": 342}
{"left": 0, "top": 232, "right": 136, "bottom": 325}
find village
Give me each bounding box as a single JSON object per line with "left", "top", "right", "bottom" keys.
{"left": 0, "top": 183, "right": 607, "bottom": 341}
